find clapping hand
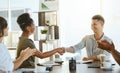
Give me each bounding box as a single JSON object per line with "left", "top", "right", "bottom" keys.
{"left": 20, "top": 47, "right": 36, "bottom": 61}
{"left": 97, "top": 40, "right": 115, "bottom": 52}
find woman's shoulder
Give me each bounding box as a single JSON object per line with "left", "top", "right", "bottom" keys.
{"left": 19, "top": 37, "right": 33, "bottom": 42}
{"left": 0, "top": 43, "right": 6, "bottom": 49}
{"left": 0, "top": 43, "right": 7, "bottom": 55}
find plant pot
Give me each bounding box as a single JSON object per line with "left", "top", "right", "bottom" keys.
{"left": 40, "top": 34, "right": 47, "bottom": 40}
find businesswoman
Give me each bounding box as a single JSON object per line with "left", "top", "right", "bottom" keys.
{"left": 16, "top": 13, "right": 62, "bottom": 68}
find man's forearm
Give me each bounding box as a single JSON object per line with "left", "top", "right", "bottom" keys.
{"left": 83, "top": 56, "right": 98, "bottom": 61}
{"left": 65, "top": 47, "right": 75, "bottom": 53}
{"left": 90, "top": 56, "right": 98, "bottom": 61}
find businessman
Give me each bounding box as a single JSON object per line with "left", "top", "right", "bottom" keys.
{"left": 57, "top": 15, "right": 112, "bottom": 61}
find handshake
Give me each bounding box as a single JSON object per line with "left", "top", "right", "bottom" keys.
{"left": 55, "top": 47, "right": 66, "bottom": 55}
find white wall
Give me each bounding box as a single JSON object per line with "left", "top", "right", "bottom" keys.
{"left": 0, "top": 0, "right": 8, "bottom": 9}
{"left": 102, "top": 0, "right": 120, "bottom": 51}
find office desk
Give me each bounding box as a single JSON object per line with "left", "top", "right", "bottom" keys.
{"left": 51, "top": 62, "right": 120, "bottom": 73}
{"left": 13, "top": 61, "right": 120, "bottom": 73}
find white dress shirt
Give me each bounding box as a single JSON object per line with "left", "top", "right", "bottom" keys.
{"left": 73, "top": 34, "right": 112, "bottom": 60}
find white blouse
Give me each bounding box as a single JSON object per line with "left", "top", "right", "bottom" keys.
{"left": 0, "top": 43, "right": 14, "bottom": 71}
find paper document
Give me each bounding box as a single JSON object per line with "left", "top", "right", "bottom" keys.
{"left": 77, "top": 60, "right": 93, "bottom": 64}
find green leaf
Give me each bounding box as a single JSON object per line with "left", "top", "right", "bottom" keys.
{"left": 41, "top": 30, "right": 48, "bottom": 34}
{"left": 41, "top": 3, "right": 49, "bottom": 9}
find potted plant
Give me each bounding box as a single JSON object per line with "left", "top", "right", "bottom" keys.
{"left": 40, "top": 29, "right": 48, "bottom": 40}
{"left": 41, "top": 29, "right": 48, "bottom": 34}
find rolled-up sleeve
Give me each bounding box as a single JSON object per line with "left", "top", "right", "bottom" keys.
{"left": 72, "top": 36, "right": 87, "bottom": 52}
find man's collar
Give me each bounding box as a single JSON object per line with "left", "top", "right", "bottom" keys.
{"left": 92, "top": 33, "right": 105, "bottom": 41}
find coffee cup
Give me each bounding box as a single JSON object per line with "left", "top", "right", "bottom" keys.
{"left": 100, "top": 54, "right": 106, "bottom": 63}
{"left": 36, "top": 66, "right": 46, "bottom": 72}
{"left": 103, "top": 62, "right": 112, "bottom": 68}
{"left": 101, "top": 61, "right": 112, "bottom": 70}
{"left": 99, "top": 54, "right": 106, "bottom": 67}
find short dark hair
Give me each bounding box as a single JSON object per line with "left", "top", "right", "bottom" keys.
{"left": 17, "top": 13, "right": 33, "bottom": 31}
{"left": 0, "top": 17, "right": 8, "bottom": 37}
{"left": 92, "top": 15, "right": 105, "bottom": 24}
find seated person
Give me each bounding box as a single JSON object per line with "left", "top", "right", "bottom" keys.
{"left": 16, "top": 13, "right": 63, "bottom": 68}
{"left": 97, "top": 40, "right": 120, "bottom": 65}
{"left": 57, "top": 15, "right": 112, "bottom": 61}
{"left": 0, "top": 17, "right": 36, "bottom": 72}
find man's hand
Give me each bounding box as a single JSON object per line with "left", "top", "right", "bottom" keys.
{"left": 97, "top": 40, "right": 115, "bottom": 53}
{"left": 83, "top": 57, "right": 90, "bottom": 61}
{"left": 83, "top": 56, "right": 98, "bottom": 61}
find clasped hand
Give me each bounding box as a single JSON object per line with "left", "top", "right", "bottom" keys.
{"left": 55, "top": 47, "right": 65, "bottom": 55}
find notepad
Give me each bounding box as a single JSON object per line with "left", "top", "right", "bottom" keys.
{"left": 77, "top": 60, "right": 93, "bottom": 64}
{"left": 88, "top": 64, "right": 100, "bottom": 68}
{"left": 87, "top": 61, "right": 100, "bottom": 68}
{"left": 37, "top": 61, "right": 61, "bottom": 66}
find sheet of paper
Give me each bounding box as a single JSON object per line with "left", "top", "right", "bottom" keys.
{"left": 40, "top": 61, "right": 60, "bottom": 66}
{"left": 77, "top": 60, "right": 93, "bottom": 64}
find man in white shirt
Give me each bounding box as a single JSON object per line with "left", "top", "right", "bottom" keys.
{"left": 57, "top": 15, "right": 112, "bottom": 61}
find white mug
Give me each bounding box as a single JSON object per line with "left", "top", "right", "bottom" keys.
{"left": 101, "top": 61, "right": 112, "bottom": 69}
{"left": 36, "top": 66, "right": 46, "bottom": 72}
{"left": 103, "top": 62, "right": 112, "bottom": 68}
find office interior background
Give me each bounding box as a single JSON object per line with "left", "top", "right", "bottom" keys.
{"left": 0, "top": 0, "right": 120, "bottom": 62}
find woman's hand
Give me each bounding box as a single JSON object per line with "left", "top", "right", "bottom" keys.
{"left": 97, "top": 40, "right": 115, "bottom": 53}
{"left": 19, "top": 47, "right": 36, "bottom": 61}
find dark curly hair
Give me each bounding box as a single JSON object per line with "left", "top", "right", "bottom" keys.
{"left": 17, "top": 13, "right": 33, "bottom": 31}
{"left": 0, "top": 17, "right": 8, "bottom": 37}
